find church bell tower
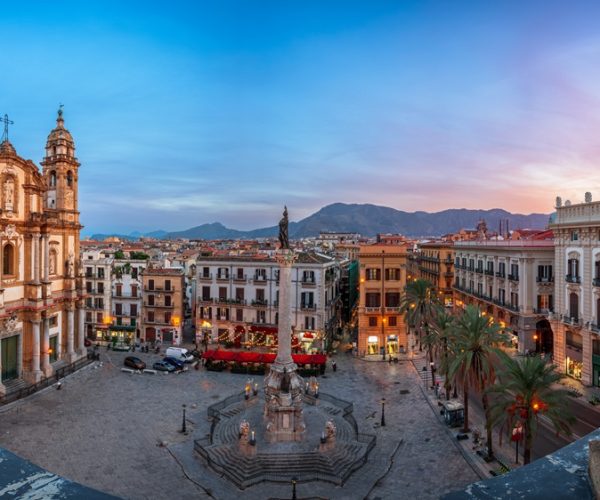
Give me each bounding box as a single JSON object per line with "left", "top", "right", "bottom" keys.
{"left": 41, "top": 106, "right": 80, "bottom": 224}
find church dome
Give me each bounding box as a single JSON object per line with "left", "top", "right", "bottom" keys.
{"left": 0, "top": 139, "right": 17, "bottom": 156}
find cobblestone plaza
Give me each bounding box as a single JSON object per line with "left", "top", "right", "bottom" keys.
{"left": 0, "top": 351, "right": 478, "bottom": 499}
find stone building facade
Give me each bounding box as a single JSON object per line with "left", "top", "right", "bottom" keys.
{"left": 453, "top": 239, "right": 554, "bottom": 354}
{"left": 140, "top": 267, "right": 184, "bottom": 346}
{"left": 357, "top": 244, "right": 407, "bottom": 358}
{"left": 549, "top": 195, "right": 600, "bottom": 386}
{"left": 409, "top": 241, "right": 455, "bottom": 308}
{"left": 0, "top": 109, "right": 86, "bottom": 394}
{"left": 195, "top": 253, "right": 341, "bottom": 352}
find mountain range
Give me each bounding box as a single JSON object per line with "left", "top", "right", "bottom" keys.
{"left": 89, "top": 203, "right": 551, "bottom": 241}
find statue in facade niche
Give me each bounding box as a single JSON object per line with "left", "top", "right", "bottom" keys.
{"left": 556, "top": 196, "right": 562, "bottom": 208}
{"left": 3, "top": 178, "right": 14, "bottom": 211}
{"left": 278, "top": 206, "right": 289, "bottom": 249}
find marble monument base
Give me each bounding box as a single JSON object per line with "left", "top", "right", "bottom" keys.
{"left": 263, "top": 363, "right": 305, "bottom": 442}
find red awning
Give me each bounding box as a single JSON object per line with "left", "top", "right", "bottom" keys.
{"left": 302, "top": 332, "right": 314, "bottom": 339}
{"left": 234, "top": 325, "right": 246, "bottom": 333}
{"left": 249, "top": 325, "right": 278, "bottom": 335}
{"left": 201, "top": 350, "right": 326, "bottom": 365}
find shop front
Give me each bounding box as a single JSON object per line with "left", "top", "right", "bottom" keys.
{"left": 1, "top": 335, "right": 19, "bottom": 382}
{"left": 367, "top": 335, "right": 379, "bottom": 355}
{"left": 386, "top": 335, "right": 399, "bottom": 354}
{"left": 565, "top": 331, "right": 583, "bottom": 380}
{"left": 593, "top": 339, "right": 600, "bottom": 388}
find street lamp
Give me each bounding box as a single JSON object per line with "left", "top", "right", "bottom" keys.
{"left": 380, "top": 398, "right": 386, "bottom": 427}
{"left": 181, "top": 404, "right": 187, "bottom": 433}
{"left": 291, "top": 477, "right": 298, "bottom": 500}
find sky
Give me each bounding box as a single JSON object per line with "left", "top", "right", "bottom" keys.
{"left": 2, "top": 1, "right": 600, "bottom": 235}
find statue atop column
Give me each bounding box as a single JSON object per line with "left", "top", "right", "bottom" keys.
{"left": 278, "top": 206, "right": 289, "bottom": 249}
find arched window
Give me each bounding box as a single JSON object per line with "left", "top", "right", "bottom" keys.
{"left": 3, "top": 244, "right": 14, "bottom": 275}
{"left": 49, "top": 171, "right": 57, "bottom": 188}
{"left": 67, "top": 171, "right": 73, "bottom": 187}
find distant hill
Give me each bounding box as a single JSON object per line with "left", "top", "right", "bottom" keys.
{"left": 88, "top": 203, "right": 550, "bottom": 241}
{"left": 89, "top": 229, "right": 168, "bottom": 241}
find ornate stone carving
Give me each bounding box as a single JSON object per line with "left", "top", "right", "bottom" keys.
{"left": 556, "top": 196, "right": 562, "bottom": 208}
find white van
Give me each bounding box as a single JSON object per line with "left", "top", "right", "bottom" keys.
{"left": 165, "top": 347, "right": 195, "bottom": 363}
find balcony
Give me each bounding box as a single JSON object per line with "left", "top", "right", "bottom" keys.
{"left": 507, "top": 274, "right": 519, "bottom": 282}
{"left": 536, "top": 276, "right": 554, "bottom": 283}
{"left": 253, "top": 275, "right": 267, "bottom": 284}
{"left": 495, "top": 271, "right": 506, "bottom": 278}
{"left": 475, "top": 268, "right": 484, "bottom": 274}
{"left": 199, "top": 297, "right": 215, "bottom": 305}
{"left": 300, "top": 303, "right": 316, "bottom": 311}
{"left": 533, "top": 307, "right": 552, "bottom": 315}
{"left": 251, "top": 299, "right": 268, "bottom": 307}
{"left": 143, "top": 302, "right": 174, "bottom": 308}
{"left": 216, "top": 274, "right": 230, "bottom": 282}
{"left": 385, "top": 307, "right": 401, "bottom": 313}
{"left": 365, "top": 306, "right": 381, "bottom": 313}
{"left": 565, "top": 274, "right": 581, "bottom": 284}
{"left": 199, "top": 273, "right": 212, "bottom": 281}
{"left": 593, "top": 278, "right": 600, "bottom": 287}
{"left": 505, "top": 303, "right": 520, "bottom": 312}
{"left": 561, "top": 314, "right": 581, "bottom": 327}
{"left": 467, "top": 266, "right": 475, "bottom": 272}
{"left": 233, "top": 274, "right": 247, "bottom": 283}
{"left": 301, "top": 278, "right": 316, "bottom": 286}
{"left": 484, "top": 269, "right": 494, "bottom": 276}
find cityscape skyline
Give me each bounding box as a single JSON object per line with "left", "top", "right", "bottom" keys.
{"left": 2, "top": 1, "right": 600, "bottom": 234}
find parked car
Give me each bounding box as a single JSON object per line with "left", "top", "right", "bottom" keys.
{"left": 124, "top": 356, "right": 146, "bottom": 370}
{"left": 163, "top": 356, "right": 185, "bottom": 371}
{"left": 165, "top": 347, "right": 195, "bottom": 363}
{"left": 153, "top": 361, "right": 176, "bottom": 372}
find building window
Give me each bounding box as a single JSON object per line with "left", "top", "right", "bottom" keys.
{"left": 302, "top": 270, "right": 315, "bottom": 283}
{"left": 368, "top": 317, "right": 378, "bottom": 327}
{"left": 2, "top": 243, "right": 15, "bottom": 275}
{"left": 571, "top": 231, "right": 579, "bottom": 241}
{"left": 165, "top": 312, "right": 172, "bottom": 324}
{"left": 148, "top": 279, "right": 154, "bottom": 290}
{"left": 165, "top": 295, "right": 172, "bottom": 307}
{"left": 148, "top": 295, "right": 155, "bottom": 306}
{"left": 202, "top": 286, "right": 210, "bottom": 301}
{"left": 304, "top": 316, "right": 315, "bottom": 330}
{"left": 115, "top": 284, "right": 122, "bottom": 296}
{"left": 98, "top": 268, "right": 105, "bottom": 279}
{"left": 388, "top": 316, "right": 397, "bottom": 327}
{"left": 385, "top": 268, "right": 400, "bottom": 280}
{"left": 49, "top": 170, "right": 57, "bottom": 187}
{"left": 67, "top": 170, "right": 73, "bottom": 187}
{"left": 385, "top": 292, "right": 400, "bottom": 307}
{"left": 132, "top": 267, "right": 138, "bottom": 279}
{"left": 98, "top": 283, "right": 104, "bottom": 294}
{"left": 219, "top": 286, "right": 227, "bottom": 301}
{"left": 130, "top": 304, "right": 137, "bottom": 316}
{"left": 365, "top": 268, "right": 381, "bottom": 281}
{"left": 365, "top": 292, "right": 381, "bottom": 307}
{"left": 236, "top": 309, "right": 243, "bottom": 322}
{"left": 131, "top": 285, "right": 138, "bottom": 297}
{"left": 165, "top": 279, "right": 171, "bottom": 291}
{"left": 148, "top": 311, "right": 154, "bottom": 322}
{"left": 86, "top": 281, "right": 92, "bottom": 293}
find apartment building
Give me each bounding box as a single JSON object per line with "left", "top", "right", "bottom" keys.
{"left": 140, "top": 268, "right": 184, "bottom": 346}
{"left": 195, "top": 253, "right": 341, "bottom": 352}
{"left": 357, "top": 244, "right": 407, "bottom": 358}
{"left": 453, "top": 237, "right": 554, "bottom": 354}
{"left": 83, "top": 250, "right": 113, "bottom": 342}
{"left": 549, "top": 194, "right": 600, "bottom": 386}
{"left": 410, "top": 241, "right": 455, "bottom": 307}
{"left": 111, "top": 259, "right": 147, "bottom": 344}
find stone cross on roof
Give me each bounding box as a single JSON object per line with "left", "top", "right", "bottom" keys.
{"left": 0, "top": 114, "right": 13, "bottom": 142}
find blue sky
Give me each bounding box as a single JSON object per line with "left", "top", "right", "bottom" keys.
{"left": 2, "top": 1, "right": 600, "bottom": 234}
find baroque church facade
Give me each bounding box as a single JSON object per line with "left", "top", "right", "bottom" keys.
{"left": 0, "top": 109, "right": 86, "bottom": 394}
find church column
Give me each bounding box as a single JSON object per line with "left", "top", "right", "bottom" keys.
{"left": 31, "top": 319, "right": 42, "bottom": 381}
{"left": 78, "top": 305, "right": 86, "bottom": 355}
{"left": 42, "top": 234, "right": 49, "bottom": 282}
{"left": 67, "top": 307, "right": 75, "bottom": 361}
{"left": 33, "top": 234, "right": 40, "bottom": 283}
{"left": 0, "top": 339, "right": 4, "bottom": 395}
{"left": 42, "top": 318, "right": 52, "bottom": 377}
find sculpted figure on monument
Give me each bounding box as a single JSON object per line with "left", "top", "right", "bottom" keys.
{"left": 278, "top": 206, "right": 289, "bottom": 249}
{"left": 281, "top": 367, "right": 290, "bottom": 393}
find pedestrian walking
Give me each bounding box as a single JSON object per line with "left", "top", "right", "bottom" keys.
{"left": 332, "top": 360, "right": 337, "bottom": 372}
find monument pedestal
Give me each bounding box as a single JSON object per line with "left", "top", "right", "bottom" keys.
{"left": 264, "top": 364, "right": 305, "bottom": 442}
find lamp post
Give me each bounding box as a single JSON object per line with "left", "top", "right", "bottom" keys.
{"left": 512, "top": 421, "right": 523, "bottom": 464}
{"left": 380, "top": 397, "right": 386, "bottom": 427}
{"left": 181, "top": 404, "right": 187, "bottom": 433}
{"left": 291, "top": 477, "right": 298, "bottom": 500}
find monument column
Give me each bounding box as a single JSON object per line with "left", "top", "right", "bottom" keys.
{"left": 272, "top": 249, "right": 297, "bottom": 370}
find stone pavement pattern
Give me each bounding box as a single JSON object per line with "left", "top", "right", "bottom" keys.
{"left": 0, "top": 350, "right": 478, "bottom": 499}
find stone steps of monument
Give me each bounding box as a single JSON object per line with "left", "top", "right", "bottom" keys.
{"left": 220, "top": 406, "right": 244, "bottom": 418}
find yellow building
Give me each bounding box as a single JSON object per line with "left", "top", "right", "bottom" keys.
{"left": 0, "top": 109, "right": 86, "bottom": 394}
{"left": 411, "top": 241, "right": 455, "bottom": 308}
{"left": 357, "top": 244, "right": 407, "bottom": 358}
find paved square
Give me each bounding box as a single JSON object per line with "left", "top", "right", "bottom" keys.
{"left": 0, "top": 351, "right": 478, "bottom": 499}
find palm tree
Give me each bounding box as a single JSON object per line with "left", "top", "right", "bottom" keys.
{"left": 488, "top": 351, "right": 575, "bottom": 464}
{"left": 426, "top": 307, "right": 456, "bottom": 400}
{"left": 401, "top": 278, "right": 439, "bottom": 382}
{"left": 449, "top": 305, "right": 507, "bottom": 459}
